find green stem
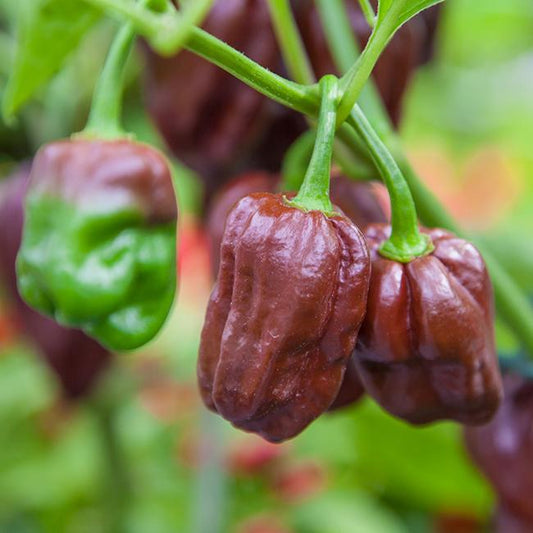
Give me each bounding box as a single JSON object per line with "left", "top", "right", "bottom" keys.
{"left": 82, "top": 0, "right": 319, "bottom": 114}
{"left": 347, "top": 108, "right": 431, "bottom": 261}
{"left": 358, "top": 0, "right": 376, "bottom": 28}
{"left": 337, "top": 1, "right": 404, "bottom": 124}
{"left": 151, "top": 0, "right": 214, "bottom": 56}
{"left": 315, "top": 0, "right": 389, "bottom": 136}
{"left": 83, "top": 20, "right": 137, "bottom": 138}
{"left": 187, "top": 27, "right": 318, "bottom": 114}
{"left": 266, "top": 0, "right": 314, "bottom": 85}
{"left": 290, "top": 76, "right": 339, "bottom": 214}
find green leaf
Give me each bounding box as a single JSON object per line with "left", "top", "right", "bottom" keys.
{"left": 398, "top": 0, "right": 445, "bottom": 26}
{"left": 377, "top": 0, "right": 445, "bottom": 32}
{"left": 2, "top": 0, "right": 100, "bottom": 120}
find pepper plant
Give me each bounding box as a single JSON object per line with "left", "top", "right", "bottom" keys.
{"left": 3, "top": 0, "right": 533, "bottom": 436}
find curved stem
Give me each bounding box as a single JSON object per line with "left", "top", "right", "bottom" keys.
{"left": 337, "top": 1, "right": 403, "bottom": 125}
{"left": 315, "top": 0, "right": 389, "bottom": 137}
{"left": 290, "top": 76, "right": 339, "bottom": 214}
{"left": 266, "top": 0, "right": 314, "bottom": 85}
{"left": 358, "top": 0, "right": 376, "bottom": 28}
{"left": 151, "top": 0, "right": 213, "bottom": 55}
{"left": 84, "top": 21, "right": 137, "bottom": 138}
{"left": 398, "top": 156, "right": 533, "bottom": 356}
{"left": 187, "top": 27, "right": 318, "bottom": 114}
{"left": 347, "top": 108, "right": 431, "bottom": 261}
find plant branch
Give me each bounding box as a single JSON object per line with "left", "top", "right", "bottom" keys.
{"left": 266, "top": 0, "right": 314, "bottom": 85}
{"left": 358, "top": 0, "right": 376, "bottom": 28}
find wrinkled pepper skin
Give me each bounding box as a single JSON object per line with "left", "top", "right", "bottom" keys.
{"left": 296, "top": 0, "right": 427, "bottom": 127}
{"left": 198, "top": 193, "right": 371, "bottom": 442}
{"left": 16, "top": 140, "right": 178, "bottom": 351}
{"left": 465, "top": 375, "right": 533, "bottom": 532}
{"left": 143, "top": 0, "right": 279, "bottom": 194}
{"left": 206, "top": 171, "right": 385, "bottom": 275}
{"left": 206, "top": 172, "right": 278, "bottom": 274}
{"left": 354, "top": 224, "right": 502, "bottom": 425}
{"left": 0, "top": 168, "right": 110, "bottom": 398}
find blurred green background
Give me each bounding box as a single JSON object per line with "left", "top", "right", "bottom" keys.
{"left": 1, "top": 1, "right": 533, "bottom": 531}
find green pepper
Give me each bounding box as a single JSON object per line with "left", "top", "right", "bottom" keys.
{"left": 17, "top": 138, "right": 178, "bottom": 351}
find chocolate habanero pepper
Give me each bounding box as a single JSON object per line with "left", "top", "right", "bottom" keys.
{"left": 198, "top": 76, "right": 371, "bottom": 441}
{"left": 0, "top": 167, "right": 110, "bottom": 398}
{"left": 143, "top": 0, "right": 280, "bottom": 194}
{"left": 465, "top": 375, "right": 533, "bottom": 532}
{"left": 16, "top": 139, "right": 178, "bottom": 351}
{"left": 354, "top": 224, "right": 502, "bottom": 424}
{"left": 198, "top": 192, "right": 370, "bottom": 442}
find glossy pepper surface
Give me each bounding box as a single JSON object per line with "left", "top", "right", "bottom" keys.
{"left": 0, "top": 167, "right": 110, "bottom": 398}
{"left": 354, "top": 223, "right": 502, "bottom": 425}
{"left": 206, "top": 171, "right": 385, "bottom": 275}
{"left": 296, "top": 0, "right": 428, "bottom": 127}
{"left": 198, "top": 192, "right": 371, "bottom": 442}
{"left": 16, "top": 139, "right": 178, "bottom": 351}
{"left": 143, "top": 0, "right": 279, "bottom": 194}
{"left": 465, "top": 375, "right": 533, "bottom": 531}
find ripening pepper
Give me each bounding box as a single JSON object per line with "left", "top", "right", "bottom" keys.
{"left": 465, "top": 375, "right": 533, "bottom": 532}
{"left": 295, "top": 0, "right": 431, "bottom": 127}
{"left": 0, "top": 167, "right": 111, "bottom": 398}
{"left": 354, "top": 223, "right": 503, "bottom": 425}
{"left": 206, "top": 171, "right": 386, "bottom": 275}
{"left": 16, "top": 139, "right": 178, "bottom": 351}
{"left": 198, "top": 192, "right": 371, "bottom": 442}
{"left": 143, "top": 0, "right": 280, "bottom": 194}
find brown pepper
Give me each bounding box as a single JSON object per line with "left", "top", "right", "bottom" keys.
{"left": 198, "top": 192, "right": 371, "bottom": 442}
{"left": 465, "top": 375, "right": 533, "bottom": 532}
{"left": 354, "top": 223, "right": 502, "bottom": 425}
{"left": 295, "top": 0, "right": 427, "bottom": 127}
{"left": 143, "top": 0, "right": 280, "bottom": 195}
{"left": 0, "top": 167, "right": 111, "bottom": 398}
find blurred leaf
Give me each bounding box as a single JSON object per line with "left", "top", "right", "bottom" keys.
{"left": 292, "top": 492, "right": 408, "bottom": 533}
{"left": 2, "top": 0, "right": 100, "bottom": 120}
{"left": 296, "top": 399, "right": 493, "bottom": 516}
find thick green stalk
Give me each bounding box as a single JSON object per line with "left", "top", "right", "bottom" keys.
{"left": 266, "top": 0, "right": 314, "bottom": 85}
{"left": 84, "top": 21, "right": 137, "bottom": 138}
{"left": 347, "top": 109, "right": 431, "bottom": 261}
{"left": 290, "top": 76, "right": 339, "bottom": 214}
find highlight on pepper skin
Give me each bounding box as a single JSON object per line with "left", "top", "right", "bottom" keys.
{"left": 1, "top": 0, "right": 532, "bottom": 532}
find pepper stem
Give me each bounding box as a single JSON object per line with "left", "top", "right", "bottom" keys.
{"left": 82, "top": 18, "right": 138, "bottom": 139}
{"left": 289, "top": 76, "right": 339, "bottom": 214}
{"left": 347, "top": 107, "right": 432, "bottom": 262}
